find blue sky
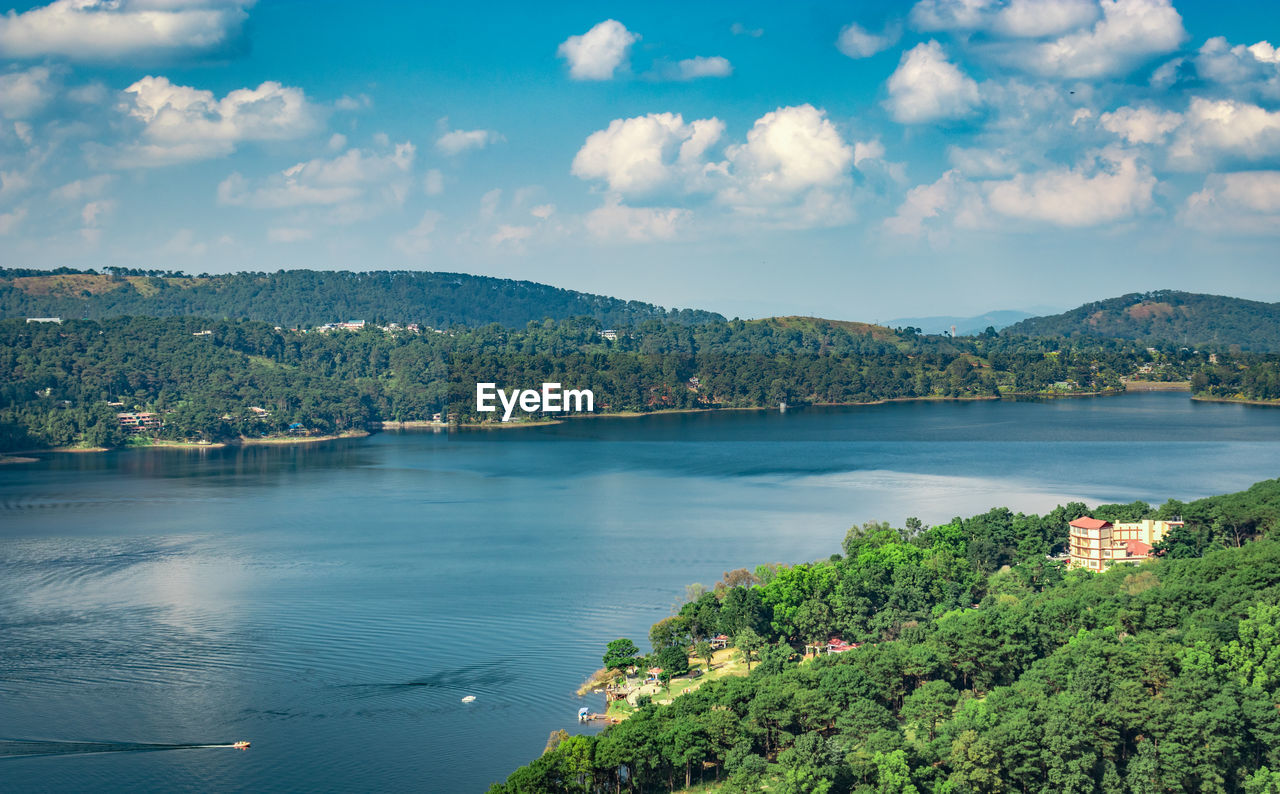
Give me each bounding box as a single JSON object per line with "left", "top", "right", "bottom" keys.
{"left": 1, "top": 0, "right": 1279, "bottom": 321}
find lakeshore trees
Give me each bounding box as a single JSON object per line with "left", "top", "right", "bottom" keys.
{"left": 1, "top": 314, "right": 1241, "bottom": 452}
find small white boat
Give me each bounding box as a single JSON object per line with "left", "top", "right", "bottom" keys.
{"left": 461, "top": 695, "right": 476, "bottom": 703}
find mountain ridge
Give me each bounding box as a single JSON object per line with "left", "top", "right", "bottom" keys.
{"left": 0, "top": 268, "right": 724, "bottom": 329}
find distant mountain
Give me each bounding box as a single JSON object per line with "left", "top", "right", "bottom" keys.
{"left": 884, "top": 310, "right": 1038, "bottom": 336}
{"left": 0, "top": 268, "right": 724, "bottom": 329}
{"left": 1003, "top": 290, "right": 1280, "bottom": 351}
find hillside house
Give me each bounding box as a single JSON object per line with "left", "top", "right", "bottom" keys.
{"left": 117, "top": 412, "right": 162, "bottom": 431}
{"left": 1068, "top": 517, "right": 1184, "bottom": 570}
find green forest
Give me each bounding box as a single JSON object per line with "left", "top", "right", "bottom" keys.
{"left": 0, "top": 314, "right": 1242, "bottom": 452}
{"left": 489, "top": 479, "right": 1280, "bottom": 793}
{"left": 1003, "top": 290, "right": 1280, "bottom": 352}
{"left": 0, "top": 267, "right": 722, "bottom": 329}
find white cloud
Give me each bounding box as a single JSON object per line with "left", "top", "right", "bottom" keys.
{"left": 853, "top": 139, "right": 886, "bottom": 167}
{"left": 0, "top": 206, "right": 26, "bottom": 234}
{"left": 0, "top": 0, "right": 251, "bottom": 60}
{"left": 267, "top": 226, "right": 311, "bottom": 243}
{"left": 888, "top": 150, "right": 1156, "bottom": 234}
{"left": 557, "top": 20, "right": 637, "bottom": 81}
{"left": 836, "top": 23, "right": 898, "bottom": 59}
{"left": 991, "top": 0, "right": 1098, "bottom": 38}
{"left": 985, "top": 150, "right": 1155, "bottom": 226}
{"left": 720, "top": 105, "right": 853, "bottom": 212}
{"left": 730, "top": 22, "right": 763, "bottom": 38}
{"left": 52, "top": 174, "right": 114, "bottom": 201}
{"left": 1168, "top": 98, "right": 1280, "bottom": 170}
{"left": 490, "top": 224, "right": 533, "bottom": 247}
{"left": 395, "top": 209, "right": 441, "bottom": 255}
{"left": 947, "top": 146, "right": 1020, "bottom": 177}
{"left": 423, "top": 168, "right": 444, "bottom": 196}
{"left": 530, "top": 203, "right": 555, "bottom": 219}
{"left": 885, "top": 170, "right": 967, "bottom": 236}
{"left": 1182, "top": 170, "right": 1280, "bottom": 233}
{"left": 885, "top": 41, "right": 981, "bottom": 124}
{"left": 1099, "top": 105, "right": 1182, "bottom": 144}
{"left": 910, "top": 0, "right": 996, "bottom": 31}
{"left": 116, "top": 75, "right": 319, "bottom": 165}
{"left": 571, "top": 112, "right": 724, "bottom": 195}
{"left": 1012, "top": 0, "right": 1186, "bottom": 79}
{"left": 672, "top": 56, "right": 732, "bottom": 80}
{"left": 573, "top": 105, "right": 856, "bottom": 229}
{"left": 81, "top": 199, "right": 115, "bottom": 226}
{"left": 334, "top": 93, "right": 371, "bottom": 111}
{"left": 436, "top": 125, "right": 504, "bottom": 156}
{"left": 585, "top": 195, "right": 687, "bottom": 241}
{"left": 0, "top": 169, "right": 31, "bottom": 200}
{"left": 0, "top": 66, "right": 55, "bottom": 119}
{"left": 327, "top": 133, "right": 346, "bottom": 151}
{"left": 1194, "top": 37, "right": 1280, "bottom": 100}
{"left": 479, "top": 188, "right": 502, "bottom": 219}
{"left": 218, "top": 142, "right": 415, "bottom": 210}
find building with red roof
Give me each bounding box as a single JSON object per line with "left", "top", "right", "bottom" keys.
{"left": 1068, "top": 517, "right": 1181, "bottom": 570}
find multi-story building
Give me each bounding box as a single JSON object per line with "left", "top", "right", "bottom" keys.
{"left": 117, "top": 412, "right": 163, "bottom": 431}
{"left": 1067, "top": 517, "right": 1184, "bottom": 570}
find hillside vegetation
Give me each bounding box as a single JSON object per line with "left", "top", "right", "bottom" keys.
{"left": 490, "top": 480, "right": 1280, "bottom": 793}
{"left": 0, "top": 268, "right": 723, "bottom": 329}
{"left": 1004, "top": 290, "right": 1280, "bottom": 351}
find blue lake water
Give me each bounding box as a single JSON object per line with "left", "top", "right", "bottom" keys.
{"left": 3, "top": 393, "right": 1280, "bottom": 792}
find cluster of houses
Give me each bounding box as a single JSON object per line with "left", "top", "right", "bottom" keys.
{"left": 310, "top": 320, "right": 447, "bottom": 334}
{"left": 1067, "top": 517, "right": 1183, "bottom": 570}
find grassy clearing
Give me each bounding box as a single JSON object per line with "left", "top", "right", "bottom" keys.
{"left": 602, "top": 648, "right": 749, "bottom": 720}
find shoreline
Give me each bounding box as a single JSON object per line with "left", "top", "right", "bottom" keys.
{"left": 239, "top": 430, "right": 371, "bottom": 445}
{"left": 0, "top": 389, "right": 1198, "bottom": 454}
{"left": 1191, "top": 395, "right": 1280, "bottom": 407}
{"left": 1121, "top": 379, "right": 1192, "bottom": 392}
{"left": 129, "top": 439, "right": 228, "bottom": 449}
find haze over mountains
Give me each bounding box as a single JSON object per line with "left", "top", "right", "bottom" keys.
{"left": 883, "top": 310, "right": 1044, "bottom": 337}
{"left": 3, "top": 270, "right": 1278, "bottom": 352}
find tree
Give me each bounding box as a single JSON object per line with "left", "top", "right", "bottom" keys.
{"left": 696, "top": 640, "right": 715, "bottom": 672}
{"left": 901, "top": 680, "right": 958, "bottom": 741}
{"left": 736, "top": 627, "right": 765, "bottom": 671}
{"left": 603, "top": 638, "right": 641, "bottom": 671}
{"left": 872, "top": 749, "right": 918, "bottom": 794}
{"left": 656, "top": 644, "right": 690, "bottom": 678}
{"left": 1222, "top": 602, "right": 1280, "bottom": 692}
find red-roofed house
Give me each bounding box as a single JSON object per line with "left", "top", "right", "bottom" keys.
{"left": 825, "top": 638, "right": 860, "bottom": 654}
{"left": 1068, "top": 517, "right": 1181, "bottom": 570}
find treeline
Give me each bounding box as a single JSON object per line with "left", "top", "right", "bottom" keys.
{"left": 0, "top": 267, "right": 723, "bottom": 329}
{"left": 0, "top": 315, "right": 1232, "bottom": 451}
{"left": 1192, "top": 356, "right": 1280, "bottom": 402}
{"left": 1004, "top": 290, "right": 1280, "bottom": 352}
{"left": 489, "top": 479, "right": 1280, "bottom": 793}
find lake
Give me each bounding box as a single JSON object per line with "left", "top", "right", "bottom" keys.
{"left": 3, "top": 393, "right": 1280, "bottom": 792}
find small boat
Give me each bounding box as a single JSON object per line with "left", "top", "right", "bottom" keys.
{"left": 461, "top": 695, "right": 476, "bottom": 703}
{"left": 232, "top": 741, "right": 251, "bottom": 749}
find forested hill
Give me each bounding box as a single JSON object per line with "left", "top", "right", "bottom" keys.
{"left": 0, "top": 268, "right": 723, "bottom": 329}
{"left": 1004, "top": 290, "right": 1280, "bottom": 351}
{"left": 491, "top": 479, "right": 1280, "bottom": 793}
